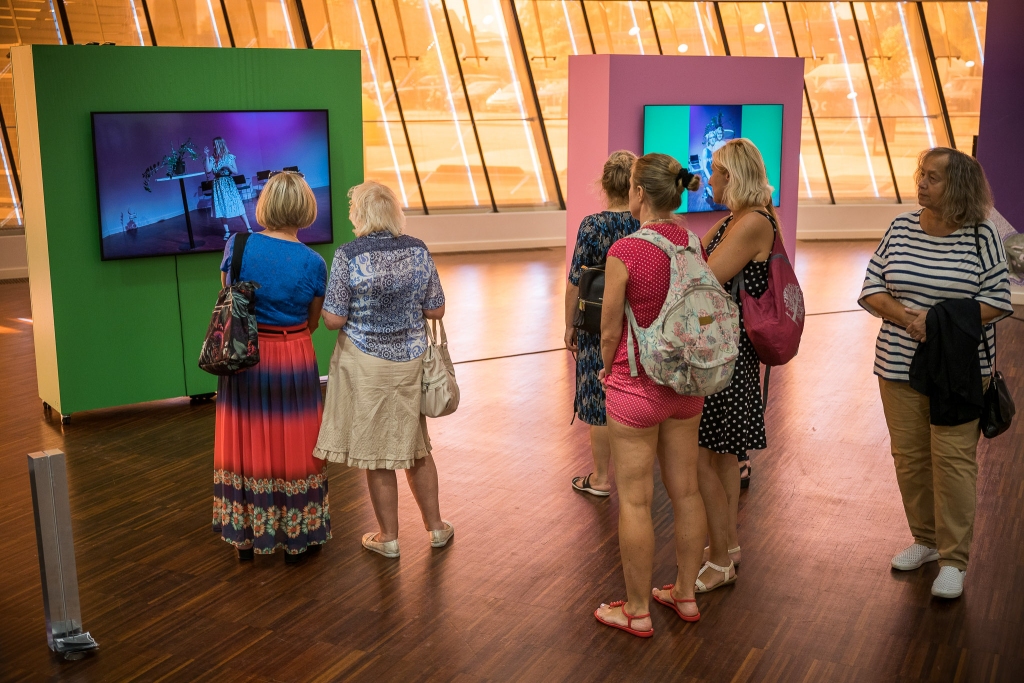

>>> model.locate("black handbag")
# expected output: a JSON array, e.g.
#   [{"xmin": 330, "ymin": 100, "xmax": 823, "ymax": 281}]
[
  {"xmin": 973, "ymin": 226, "xmax": 1015, "ymax": 438},
  {"xmin": 572, "ymin": 265, "xmax": 605, "ymax": 335},
  {"xmin": 198, "ymin": 234, "xmax": 261, "ymax": 376},
  {"xmin": 979, "ymin": 335, "xmax": 1014, "ymax": 438}
]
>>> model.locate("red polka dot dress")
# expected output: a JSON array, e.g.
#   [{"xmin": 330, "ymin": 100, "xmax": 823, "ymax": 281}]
[{"xmin": 604, "ymin": 222, "xmax": 704, "ymax": 428}]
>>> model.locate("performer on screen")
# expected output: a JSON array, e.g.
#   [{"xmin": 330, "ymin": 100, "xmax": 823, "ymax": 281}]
[{"xmin": 204, "ymin": 137, "xmax": 253, "ymax": 240}]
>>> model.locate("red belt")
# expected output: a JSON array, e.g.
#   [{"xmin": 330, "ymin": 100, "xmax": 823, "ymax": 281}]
[{"xmin": 257, "ymin": 324, "xmax": 309, "ymax": 340}]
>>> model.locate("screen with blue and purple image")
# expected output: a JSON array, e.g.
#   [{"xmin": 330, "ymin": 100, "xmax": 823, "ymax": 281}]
[
  {"xmin": 643, "ymin": 104, "xmax": 782, "ymax": 213},
  {"xmin": 92, "ymin": 110, "xmax": 332, "ymax": 260}
]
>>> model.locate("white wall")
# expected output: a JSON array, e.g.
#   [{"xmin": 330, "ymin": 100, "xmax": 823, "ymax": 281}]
[{"xmin": 795, "ymin": 203, "xmax": 917, "ymax": 240}]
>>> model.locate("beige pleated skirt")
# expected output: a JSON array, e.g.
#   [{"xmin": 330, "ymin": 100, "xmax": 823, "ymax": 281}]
[{"xmin": 313, "ymin": 333, "xmax": 431, "ymax": 470}]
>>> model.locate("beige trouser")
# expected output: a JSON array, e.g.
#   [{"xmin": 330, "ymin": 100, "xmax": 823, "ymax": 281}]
[{"xmin": 878, "ymin": 377, "xmax": 987, "ymax": 571}]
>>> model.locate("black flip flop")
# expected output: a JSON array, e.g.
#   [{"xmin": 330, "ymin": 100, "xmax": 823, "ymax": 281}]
[{"xmin": 572, "ymin": 473, "xmax": 611, "ymax": 497}]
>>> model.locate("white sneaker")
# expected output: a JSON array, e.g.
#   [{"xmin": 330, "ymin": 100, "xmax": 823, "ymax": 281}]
[
  {"xmin": 891, "ymin": 543, "xmax": 940, "ymax": 570},
  {"xmin": 931, "ymin": 566, "xmax": 966, "ymax": 598}
]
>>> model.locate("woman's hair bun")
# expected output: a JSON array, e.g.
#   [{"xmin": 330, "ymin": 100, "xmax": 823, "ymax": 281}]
[{"xmin": 677, "ymin": 168, "xmax": 700, "ymax": 193}]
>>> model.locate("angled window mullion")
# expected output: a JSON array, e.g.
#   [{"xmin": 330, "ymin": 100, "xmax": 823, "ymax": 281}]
[
  {"xmin": 293, "ymin": 0, "xmax": 314, "ymax": 48},
  {"xmin": 54, "ymin": 0, "xmax": 74, "ymax": 43},
  {"xmin": 713, "ymin": 2, "xmax": 728, "ymax": 55},
  {"xmin": 507, "ymin": 0, "xmax": 564, "ymax": 208},
  {"xmin": 916, "ymin": 1, "xmax": 955, "ymax": 150},
  {"xmin": 140, "ymin": 0, "xmax": 159, "ymax": 45},
  {"xmin": 783, "ymin": 2, "xmax": 833, "ymax": 204},
  {"xmin": 439, "ymin": 0, "xmax": 497, "ymax": 212},
  {"xmin": 368, "ymin": 0, "xmax": 429, "ymax": 214},
  {"xmin": 646, "ymin": 0, "xmax": 662, "ymax": 54},
  {"xmin": 849, "ymin": 1, "xmax": 901, "ymax": 203},
  {"xmin": 218, "ymin": 0, "xmax": 237, "ymax": 45},
  {"xmin": 577, "ymin": 0, "xmax": 596, "ymax": 53}
]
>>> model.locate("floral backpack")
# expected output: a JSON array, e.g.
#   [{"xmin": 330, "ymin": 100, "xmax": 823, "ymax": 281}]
[
  {"xmin": 198, "ymin": 234, "xmax": 260, "ymax": 376},
  {"xmin": 623, "ymin": 228, "xmax": 741, "ymax": 396}
]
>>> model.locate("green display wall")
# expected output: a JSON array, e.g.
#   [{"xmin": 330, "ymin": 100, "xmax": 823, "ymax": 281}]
[{"xmin": 14, "ymin": 45, "xmax": 362, "ymax": 416}]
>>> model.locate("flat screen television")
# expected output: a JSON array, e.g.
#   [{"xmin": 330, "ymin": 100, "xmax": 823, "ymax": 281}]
[
  {"xmin": 92, "ymin": 110, "xmax": 332, "ymax": 260},
  {"xmin": 643, "ymin": 104, "xmax": 783, "ymax": 213}
]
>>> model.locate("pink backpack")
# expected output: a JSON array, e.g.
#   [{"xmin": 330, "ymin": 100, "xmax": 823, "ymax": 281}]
[{"xmin": 730, "ymin": 211, "xmax": 805, "ymax": 366}]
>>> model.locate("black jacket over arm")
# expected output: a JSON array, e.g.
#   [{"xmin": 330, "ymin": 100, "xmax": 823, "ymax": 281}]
[{"xmin": 909, "ymin": 299, "xmax": 984, "ymax": 426}]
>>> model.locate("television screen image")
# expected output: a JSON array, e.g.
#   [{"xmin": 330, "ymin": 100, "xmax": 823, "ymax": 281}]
[
  {"xmin": 92, "ymin": 110, "xmax": 332, "ymax": 260},
  {"xmin": 643, "ymin": 104, "xmax": 783, "ymax": 213}
]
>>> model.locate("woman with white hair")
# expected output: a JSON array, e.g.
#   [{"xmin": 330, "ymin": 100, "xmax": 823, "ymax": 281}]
[
  {"xmin": 694, "ymin": 139, "xmax": 779, "ymax": 592},
  {"xmin": 314, "ymin": 181, "xmax": 453, "ymax": 558}
]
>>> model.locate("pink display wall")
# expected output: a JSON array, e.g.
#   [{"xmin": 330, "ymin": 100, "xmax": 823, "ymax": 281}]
[{"xmin": 566, "ymin": 55, "xmax": 805, "ymax": 270}]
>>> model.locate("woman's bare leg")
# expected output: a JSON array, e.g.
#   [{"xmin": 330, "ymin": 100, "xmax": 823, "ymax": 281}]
[
  {"xmin": 365, "ymin": 469, "xmax": 400, "ymax": 542},
  {"xmin": 714, "ymin": 452, "xmax": 741, "ymax": 556},
  {"xmin": 653, "ymin": 415, "xmax": 704, "ymax": 617},
  {"xmin": 697, "ymin": 447, "xmax": 733, "ymax": 586},
  {"xmin": 404, "ymin": 455, "xmax": 445, "ymax": 532},
  {"xmin": 595, "ymin": 417, "xmax": 658, "ymax": 632},
  {"xmin": 240, "ymin": 212, "xmax": 253, "ymax": 232},
  {"xmin": 588, "ymin": 425, "xmax": 612, "ymax": 491}
]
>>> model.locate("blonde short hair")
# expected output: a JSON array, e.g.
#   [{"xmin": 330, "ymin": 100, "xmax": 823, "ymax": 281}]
[
  {"xmin": 348, "ymin": 181, "xmax": 404, "ymax": 237},
  {"xmin": 713, "ymin": 139, "xmax": 774, "ymax": 212},
  {"xmin": 255, "ymin": 172, "xmax": 317, "ymax": 230}
]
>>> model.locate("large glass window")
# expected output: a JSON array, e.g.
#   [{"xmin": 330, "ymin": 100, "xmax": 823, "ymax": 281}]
[
  {"xmin": 789, "ymin": 1, "xmax": 896, "ymax": 202},
  {"xmin": 311, "ymin": 0, "xmax": 423, "ymax": 211},
  {"xmin": 583, "ymin": 1, "xmax": 658, "ymax": 54},
  {"xmin": 922, "ymin": 1, "xmax": 986, "ymax": 153},
  {"xmin": 63, "ymin": 0, "xmax": 150, "ymax": 45},
  {"xmin": 513, "ymin": 0, "xmax": 593, "ymax": 199},
  {"xmin": 446, "ymin": 0, "xmax": 559, "ymax": 208},
  {"xmin": 650, "ymin": 2, "xmax": 725, "ymax": 57},
  {"xmin": 221, "ymin": 0, "xmax": 305, "ymax": 48},
  {"xmin": 146, "ymin": 0, "xmax": 231, "ymax": 46},
  {"xmin": 374, "ymin": 0, "xmax": 490, "ymax": 210},
  {"xmin": 718, "ymin": 1, "xmax": 792, "ymax": 58},
  {"xmin": 854, "ymin": 2, "xmax": 950, "ymax": 200}
]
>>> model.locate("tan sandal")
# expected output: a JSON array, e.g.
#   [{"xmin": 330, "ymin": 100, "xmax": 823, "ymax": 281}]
[
  {"xmin": 695, "ymin": 560, "xmax": 736, "ymax": 593},
  {"xmin": 703, "ymin": 545, "xmax": 741, "ymax": 568}
]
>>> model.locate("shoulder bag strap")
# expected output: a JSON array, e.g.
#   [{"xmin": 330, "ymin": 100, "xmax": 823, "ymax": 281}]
[
  {"xmin": 230, "ymin": 233, "xmax": 250, "ymax": 285},
  {"xmin": 972, "ymin": 225, "xmax": 996, "ymax": 371}
]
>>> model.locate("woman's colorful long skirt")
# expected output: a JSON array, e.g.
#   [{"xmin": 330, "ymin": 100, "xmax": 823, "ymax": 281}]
[{"xmin": 213, "ymin": 324, "xmax": 330, "ymax": 555}]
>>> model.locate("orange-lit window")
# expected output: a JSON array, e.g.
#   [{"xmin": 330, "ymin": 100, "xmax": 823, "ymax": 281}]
[
  {"xmin": 221, "ymin": 0, "xmax": 305, "ymax": 48},
  {"xmin": 718, "ymin": 1, "xmax": 792, "ymax": 57},
  {"xmin": 308, "ymin": 0, "xmax": 423, "ymax": 211},
  {"xmin": 922, "ymin": 1, "xmax": 986, "ymax": 153},
  {"xmin": 789, "ymin": 1, "xmax": 896, "ymax": 202},
  {"xmin": 146, "ymin": 0, "xmax": 230, "ymax": 46},
  {"xmin": 584, "ymin": 1, "xmax": 658, "ymax": 55},
  {"xmin": 513, "ymin": 0, "xmax": 592, "ymax": 200},
  {"xmin": 650, "ymin": 2, "xmax": 725, "ymax": 56},
  {"xmin": 63, "ymin": 0, "xmax": 151, "ymax": 45}
]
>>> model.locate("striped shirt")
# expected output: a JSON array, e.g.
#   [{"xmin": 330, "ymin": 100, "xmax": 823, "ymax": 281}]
[{"xmin": 858, "ymin": 211, "xmax": 1012, "ymax": 382}]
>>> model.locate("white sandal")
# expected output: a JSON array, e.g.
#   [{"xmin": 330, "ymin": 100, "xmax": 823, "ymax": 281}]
[
  {"xmin": 695, "ymin": 560, "xmax": 737, "ymax": 593},
  {"xmin": 703, "ymin": 545, "xmax": 741, "ymax": 568}
]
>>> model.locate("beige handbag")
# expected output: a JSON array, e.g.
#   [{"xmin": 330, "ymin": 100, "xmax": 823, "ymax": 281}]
[{"xmin": 421, "ymin": 319, "xmax": 460, "ymax": 417}]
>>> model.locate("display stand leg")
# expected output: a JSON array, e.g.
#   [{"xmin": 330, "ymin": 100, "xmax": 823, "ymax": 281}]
[{"xmin": 177, "ymin": 177, "xmax": 205, "ymax": 252}]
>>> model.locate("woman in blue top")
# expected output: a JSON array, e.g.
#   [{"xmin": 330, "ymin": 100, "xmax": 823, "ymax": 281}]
[
  {"xmin": 314, "ymin": 180, "xmax": 452, "ymax": 559},
  {"xmin": 566, "ymin": 150, "xmax": 640, "ymax": 497},
  {"xmin": 213, "ymin": 171, "xmax": 330, "ymax": 565}
]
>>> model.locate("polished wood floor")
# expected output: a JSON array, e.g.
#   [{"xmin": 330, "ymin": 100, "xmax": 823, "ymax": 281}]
[{"xmin": 1, "ymin": 241, "xmax": 1022, "ymax": 682}]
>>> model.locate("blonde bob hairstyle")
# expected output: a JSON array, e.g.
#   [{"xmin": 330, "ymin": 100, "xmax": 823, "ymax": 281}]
[
  {"xmin": 916, "ymin": 147, "xmax": 993, "ymax": 228},
  {"xmin": 712, "ymin": 138, "xmax": 778, "ymax": 224},
  {"xmin": 255, "ymin": 171, "xmax": 318, "ymax": 230},
  {"xmin": 632, "ymin": 153, "xmax": 701, "ymax": 213},
  {"xmin": 348, "ymin": 181, "xmax": 405, "ymax": 238}
]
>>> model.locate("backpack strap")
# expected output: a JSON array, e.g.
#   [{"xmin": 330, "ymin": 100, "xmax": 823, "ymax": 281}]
[
  {"xmin": 230, "ymin": 233, "xmax": 250, "ymax": 285},
  {"xmin": 972, "ymin": 225, "xmax": 997, "ymax": 371},
  {"xmin": 625, "ymin": 301, "xmax": 641, "ymax": 378},
  {"xmin": 729, "ymin": 210, "xmax": 780, "ymax": 300}
]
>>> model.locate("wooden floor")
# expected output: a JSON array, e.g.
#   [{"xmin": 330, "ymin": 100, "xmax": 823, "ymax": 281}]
[{"xmin": 1, "ymin": 241, "xmax": 1022, "ymax": 682}]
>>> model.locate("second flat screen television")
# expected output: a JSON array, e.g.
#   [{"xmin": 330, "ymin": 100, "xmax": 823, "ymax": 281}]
[
  {"xmin": 643, "ymin": 104, "xmax": 782, "ymax": 213},
  {"xmin": 93, "ymin": 110, "xmax": 332, "ymax": 260}
]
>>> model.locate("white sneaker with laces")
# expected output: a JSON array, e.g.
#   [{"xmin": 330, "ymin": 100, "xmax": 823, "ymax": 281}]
[
  {"xmin": 891, "ymin": 543, "xmax": 940, "ymax": 570},
  {"xmin": 931, "ymin": 566, "xmax": 966, "ymax": 598}
]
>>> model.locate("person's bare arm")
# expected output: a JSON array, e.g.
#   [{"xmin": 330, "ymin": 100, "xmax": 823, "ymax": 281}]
[
  {"xmin": 599, "ymin": 257, "xmax": 628, "ymax": 380},
  {"xmin": 307, "ymin": 297, "xmax": 324, "ymax": 333},
  {"xmin": 323, "ymin": 311, "xmax": 347, "ymax": 331},
  {"xmin": 221, "ymin": 271, "xmax": 227, "ymax": 288},
  {"xmin": 980, "ymin": 302, "xmax": 1005, "ymax": 325},
  {"xmin": 423, "ymin": 304, "xmax": 445, "ymax": 320},
  {"xmin": 564, "ymin": 282, "xmax": 579, "ymax": 352},
  {"xmin": 706, "ymin": 213, "xmax": 774, "ymax": 285}
]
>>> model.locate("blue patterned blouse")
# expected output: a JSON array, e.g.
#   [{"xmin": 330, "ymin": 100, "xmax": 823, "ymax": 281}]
[
  {"xmin": 323, "ymin": 231, "xmax": 445, "ymax": 362},
  {"xmin": 569, "ymin": 211, "xmax": 642, "ymax": 285}
]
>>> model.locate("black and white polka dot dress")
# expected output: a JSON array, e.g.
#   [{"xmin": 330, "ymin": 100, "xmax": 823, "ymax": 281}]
[{"xmin": 698, "ymin": 216, "xmax": 769, "ymax": 458}]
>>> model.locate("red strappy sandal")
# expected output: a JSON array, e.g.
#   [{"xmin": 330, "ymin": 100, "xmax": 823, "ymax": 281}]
[
  {"xmin": 652, "ymin": 584, "xmax": 700, "ymax": 622},
  {"xmin": 594, "ymin": 600, "xmax": 654, "ymax": 638}
]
